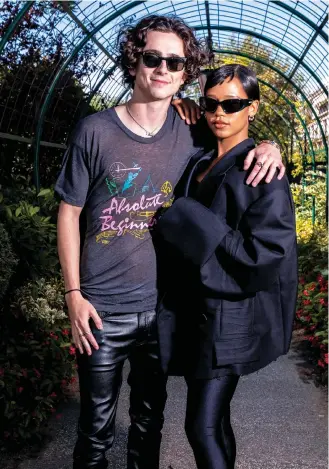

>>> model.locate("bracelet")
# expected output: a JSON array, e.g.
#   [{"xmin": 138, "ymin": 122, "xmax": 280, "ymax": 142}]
[
  {"xmin": 64, "ymin": 288, "xmax": 81, "ymax": 296},
  {"xmin": 259, "ymin": 140, "xmax": 280, "ymax": 151}
]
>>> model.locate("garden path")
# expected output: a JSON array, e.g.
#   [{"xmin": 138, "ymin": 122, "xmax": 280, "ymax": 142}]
[{"xmin": 14, "ymin": 338, "xmax": 328, "ymax": 469}]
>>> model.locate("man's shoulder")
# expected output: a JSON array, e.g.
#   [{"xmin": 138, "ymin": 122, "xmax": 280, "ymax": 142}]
[
  {"xmin": 171, "ymin": 109, "xmax": 214, "ymax": 155},
  {"xmin": 75, "ymin": 108, "xmax": 115, "ymax": 132}
]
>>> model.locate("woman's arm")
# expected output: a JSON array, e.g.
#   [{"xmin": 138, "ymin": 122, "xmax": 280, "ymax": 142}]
[{"xmin": 157, "ymin": 186, "xmax": 296, "ymax": 294}]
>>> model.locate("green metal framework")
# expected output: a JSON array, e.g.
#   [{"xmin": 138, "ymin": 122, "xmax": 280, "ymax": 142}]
[{"xmin": 0, "ymin": 0, "xmax": 327, "ymax": 221}]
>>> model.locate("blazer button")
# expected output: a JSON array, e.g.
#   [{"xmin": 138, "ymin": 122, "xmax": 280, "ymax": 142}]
[{"xmin": 200, "ymin": 313, "xmax": 208, "ymax": 324}]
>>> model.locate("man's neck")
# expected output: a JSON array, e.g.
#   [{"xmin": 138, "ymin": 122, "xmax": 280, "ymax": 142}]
[
  {"xmin": 114, "ymin": 88, "xmax": 173, "ymax": 138},
  {"xmin": 127, "ymin": 98, "xmax": 170, "ymax": 128}
]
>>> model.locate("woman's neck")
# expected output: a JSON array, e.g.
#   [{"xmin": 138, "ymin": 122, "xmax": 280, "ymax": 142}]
[{"xmin": 217, "ymin": 129, "xmax": 249, "ymax": 160}]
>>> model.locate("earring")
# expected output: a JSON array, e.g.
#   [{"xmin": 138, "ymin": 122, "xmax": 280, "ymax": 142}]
[{"xmin": 249, "ymin": 116, "xmax": 255, "ymax": 122}]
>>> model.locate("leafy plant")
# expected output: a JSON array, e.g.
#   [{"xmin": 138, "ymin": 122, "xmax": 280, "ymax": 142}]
[
  {"xmin": 0, "ymin": 222, "xmax": 18, "ymax": 302},
  {"xmin": 0, "ymin": 276, "xmax": 75, "ymax": 449},
  {"xmin": 0, "ymin": 184, "xmax": 59, "ymax": 279}
]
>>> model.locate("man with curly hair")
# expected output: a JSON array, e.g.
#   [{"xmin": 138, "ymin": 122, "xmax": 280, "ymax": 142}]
[{"xmin": 55, "ymin": 15, "xmax": 284, "ymax": 469}]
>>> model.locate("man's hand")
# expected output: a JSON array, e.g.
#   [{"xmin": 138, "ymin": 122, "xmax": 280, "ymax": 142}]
[
  {"xmin": 66, "ymin": 291, "xmax": 103, "ymax": 355},
  {"xmin": 172, "ymin": 97, "xmax": 201, "ymax": 125},
  {"xmin": 244, "ymin": 142, "xmax": 285, "ymax": 187}
]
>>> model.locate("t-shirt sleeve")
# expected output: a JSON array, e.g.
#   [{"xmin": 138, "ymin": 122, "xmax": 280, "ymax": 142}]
[{"xmin": 55, "ymin": 138, "xmax": 90, "ymax": 208}]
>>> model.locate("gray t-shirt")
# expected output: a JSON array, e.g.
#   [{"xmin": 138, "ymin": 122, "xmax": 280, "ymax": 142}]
[{"xmin": 55, "ymin": 106, "xmax": 203, "ymax": 312}]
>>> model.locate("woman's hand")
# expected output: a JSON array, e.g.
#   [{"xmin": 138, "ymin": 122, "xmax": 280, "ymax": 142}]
[
  {"xmin": 172, "ymin": 97, "xmax": 201, "ymax": 125},
  {"xmin": 244, "ymin": 142, "xmax": 285, "ymax": 186}
]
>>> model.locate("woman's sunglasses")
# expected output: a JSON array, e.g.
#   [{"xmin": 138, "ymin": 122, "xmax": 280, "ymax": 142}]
[
  {"xmin": 199, "ymin": 96, "xmax": 253, "ymax": 114},
  {"xmin": 141, "ymin": 52, "xmax": 187, "ymax": 72}
]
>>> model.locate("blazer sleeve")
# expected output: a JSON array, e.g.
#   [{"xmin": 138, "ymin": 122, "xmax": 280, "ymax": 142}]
[{"xmin": 157, "ymin": 189, "xmax": 296, "ymax": 294}]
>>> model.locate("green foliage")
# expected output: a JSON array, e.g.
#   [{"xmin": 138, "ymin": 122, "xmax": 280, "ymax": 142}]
[
  {"xmin": 291, "ymin": 171, "xmax": 327, "ymax": 243},
  {"xmin": 292, "ymin": 175, "xmax": 328, "ymax": 383},
  {"xmin": 0, "ymin": 179, "xmax": 59, "ymax": 280},
  {"xmin": 296, "ymin": 241, "xmax": 328, "ymax": 382},
  {"xmin": 0, "ymin": 1, "xmax": 98, "ymax": 186},
  {"xmin": 0, "ymin": 276, "xmax": 76, "ymax": 449},
  {"xmin": 12, "ymin": 277, "xmax": 67, "ymax": 325},
  {"xmin": 0, "ymin": 222, "xmax": 18, "ymax": 302}
]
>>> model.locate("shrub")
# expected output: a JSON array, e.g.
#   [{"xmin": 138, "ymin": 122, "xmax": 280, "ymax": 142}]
[
  {"xmin": 292, "ymin": 173, "xmax": 328, "ymax": 382},
  {"xmin": 12, "ymin": 277, "xmax": 66, "ymax": 325},
  {"xmin": 0, "ymin": 183, "xmax": 59, "ymax": 280},
  {"xmin": 0, "ymin": 276, "xmax": 75, "ymax": 449},
  {"xmin": 0, "ymin": 222, "xmax": 18, "ymax": 302}
]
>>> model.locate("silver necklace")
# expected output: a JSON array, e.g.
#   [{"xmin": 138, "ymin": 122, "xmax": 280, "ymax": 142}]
[{"xmin": 126, "ymin": 104, "xmax": 162, "ymax": 137}]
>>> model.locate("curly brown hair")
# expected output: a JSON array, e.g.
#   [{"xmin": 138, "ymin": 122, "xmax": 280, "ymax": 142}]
[{"xmin": 117, "ymin": 15, "xmax": 209, "ymax": 90}]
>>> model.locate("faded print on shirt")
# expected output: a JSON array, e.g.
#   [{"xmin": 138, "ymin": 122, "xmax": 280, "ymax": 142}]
[{"xmin": 97, "ymin": 160, "xmax": 174, "ymax": 243}]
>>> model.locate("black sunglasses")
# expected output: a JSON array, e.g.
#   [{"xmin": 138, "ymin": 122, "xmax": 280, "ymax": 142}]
[
  {"xmin": 141, "ymin": 51, "xmax": 187, "ymax": 72},
  {"xmin": 199, "ymin": 96, "xmax": 253, "ymax": 114}
]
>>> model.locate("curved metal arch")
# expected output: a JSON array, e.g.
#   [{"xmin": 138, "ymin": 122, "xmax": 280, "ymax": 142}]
[
  {"xmin": 271, "ymin": 1, "xmax": 328, "ymax": 42},
  {"xmin": 33, "ymin": 0, "xmax": 144, "ymax": 190},
  {"xmin": 249, "ymin": 128, "xmax": 267, "ymax": 142},
  {"xmin": 194, "ymin": 26, "xmax": 327, "ymax": 96},
  {"xmin": 265, "ymin": 103, "xmax": 304, "ymax": 157},
  {"xmin": 252, "ymin": 119, "xmax": 288, "ymax": 161},
  {"xmin": 80, "ymin": 64, "xmax": 117, "ymax": 119},
  {"xmin": 3, "ymin": 2, "xmax": 318, "ymax": 189},
  {"xmin": 117, "ymin": 76, "xmax": 315, "ymax": 169},
  {"xmin": 0, "ymin": 1, "xmax": 34, "ymax": 55},
  {"xmin": 214, "ymin": 48, "xmax": 328, "ymax": 155}
]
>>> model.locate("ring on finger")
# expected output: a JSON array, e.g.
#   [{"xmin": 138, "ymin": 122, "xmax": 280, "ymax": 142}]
[{"xmin": 256, "ymin": 161, "xmax": 265, "ymax": 168}]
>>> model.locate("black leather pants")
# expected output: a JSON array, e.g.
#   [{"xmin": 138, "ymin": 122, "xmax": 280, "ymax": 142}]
[
  {"xmin": 185, "ymin": 375, "xmax": 240, "ymax": 469},
  {"xmin": 73, "ymin": 310, "xmax": 168, "ymax": 469}
]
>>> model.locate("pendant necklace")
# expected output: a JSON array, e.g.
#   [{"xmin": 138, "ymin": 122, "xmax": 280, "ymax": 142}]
[{"xmin": 126, "ymin": 104, "xmax": 164, "ymax": 137}]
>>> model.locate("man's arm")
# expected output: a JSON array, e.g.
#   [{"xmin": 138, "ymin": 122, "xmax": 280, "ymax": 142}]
[
  {"xmin": 171, "ymin": 98, "xmax": 285, "ymax": 185},
  {"xmin": 57, "ymin": 201, "xmax": 102, "ymax": 355}
]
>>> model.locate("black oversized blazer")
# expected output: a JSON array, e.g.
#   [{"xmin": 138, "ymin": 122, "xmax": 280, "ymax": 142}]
[{"xmin": 156, "ymin": 138, "xmax": 298, "ymax": 378}]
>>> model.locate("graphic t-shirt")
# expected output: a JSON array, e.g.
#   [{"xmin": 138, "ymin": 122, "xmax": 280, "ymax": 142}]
[{"xmin": 55, "ymin": 106, "xmax": 203, "ymax": 312}]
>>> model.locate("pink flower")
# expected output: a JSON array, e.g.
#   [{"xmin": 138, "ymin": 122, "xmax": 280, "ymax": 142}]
[
  {"xmin": 319, "ymin": 298, "xmax": 328, "ymax": 306},
  {"xmin": 300, "ymin": 277, "xmax": 305, "ymax": 285},
  {"xmin": 62, "ymin": 329, "xmax": 70, "ymax": 336},
  {"xmin": 318, "ymin": 359, "xmax": 325, "ymax": 368},
  {"xmin": 69, "ymin": 346, "xmax": 76, "ymax": 356},
  {"xmin": 324, "ymin": 354, "xmax": 329, "ymax": 364},
  {"xmin": 317, "ymin": 274, "xmax": 324, "ymax": 284},
  {"xmin": 304, "ymin": 315, "xmax": 311, "ymax": 322},
  {"xmin": 49, "ymin": 392, "xmax": 57, "ymax": 398},
  {"xmin": 70, "ymin": 376, "xmax": 77, "ymax": 384},
  {"xmin": 17, "ymin": 387, "xmax": 24, "ymax": 393},
  {"xmin": 303, "ymin": 290, "xmax": 309, "ymax": 296},
  {"xmin": 303, "ymin": 299, "xmax": 312, "ymax": 306}
]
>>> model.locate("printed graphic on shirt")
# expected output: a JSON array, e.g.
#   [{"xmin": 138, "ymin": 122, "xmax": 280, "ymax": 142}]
[{"xmin": 96, "ymin": 161, "xmax": 174, "ymax": 245}]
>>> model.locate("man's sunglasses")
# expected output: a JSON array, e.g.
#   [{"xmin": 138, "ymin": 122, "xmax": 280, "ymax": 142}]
[
  {"xmin": 199, "ymin": 96, "xmax": 253, "ymax": 114},
  {"xmin": 141, "ymin": 52, "xmax": 187, "ymax": 72}
]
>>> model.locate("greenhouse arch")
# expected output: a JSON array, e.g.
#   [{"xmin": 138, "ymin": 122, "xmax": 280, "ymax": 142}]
[{"xmin": 0, "ymin": 0, "xmax": 327, "ymax": 222}]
